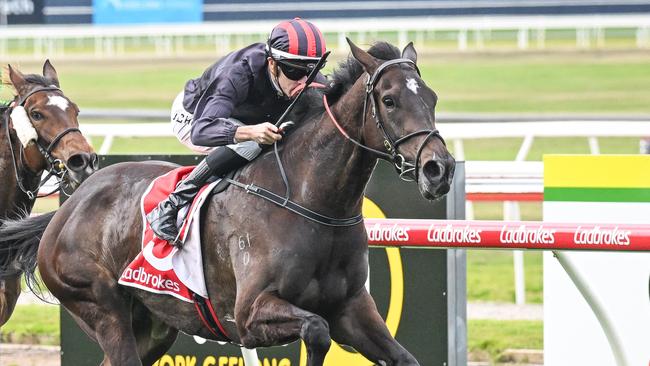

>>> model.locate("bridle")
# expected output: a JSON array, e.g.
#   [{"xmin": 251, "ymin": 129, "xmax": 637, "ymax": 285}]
[
  {"xmin": 3, "ymin": 86, "xmax": 91, "ymax": 200},
  {"xmin": 324, "ymin": 58, "xmax": 446, "ymax": 182}
]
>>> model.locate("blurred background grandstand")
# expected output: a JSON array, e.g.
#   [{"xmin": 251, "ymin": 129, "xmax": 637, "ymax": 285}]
[{"xmin": 1, "ymin": 0, "xmax": 650, "ymax": 59}]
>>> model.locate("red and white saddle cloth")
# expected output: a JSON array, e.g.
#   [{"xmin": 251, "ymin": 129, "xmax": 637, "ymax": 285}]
[{"xmin": 118, "ymin": 166, "xmax": 218, "ymax": 302}]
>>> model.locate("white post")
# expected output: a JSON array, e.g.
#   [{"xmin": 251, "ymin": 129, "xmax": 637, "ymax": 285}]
[
  {"xmin": 636, "ymin": 27, "xmax": 649, "ymax": 48},
  {"xmin": 398, "ymin": 30, "xmax": 408, "ymax": 49},
  {"xmin": 240, "ymin": 347, "xmax": 259, "ymax": 366},
  {"xmin": 577, "ymin": 28, "xmax": 590, "ymax": 49},
  {"xmin": 588, "ymin": 137, "xmax": 600, "ymax": 155},
  {"xmin": 458, "ymin": 30, "xmax": 467, "ymax": 51},
  {"xmin": 338, "ymin": 31, "xmax": 346, "ymax": 52},
  {"xmin": 553, "ymin": 251, "xmax": 629, "ymax": 366},
  {"xmin": 510, "ymin": 134, "xmax": 533, "ymax": 305},
  {"xmin": 99, "ymin": 135, "xmax": 115, "ymax": 155},
  {"xmin": 517, "ymin": 28, "xmax": 529, "ymax": 50},
  {"xmin": 504, "ymin": 201, "xmax": 525, "ymax": 305},
  {"xmin": 515, "ymin": 135, "xmax": 534, "ymax": 162}
]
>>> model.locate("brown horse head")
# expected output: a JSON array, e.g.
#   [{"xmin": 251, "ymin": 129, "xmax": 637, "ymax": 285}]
[
  {"xmin": 7, "ymin": 60, "xmax": 97, "ymax": 187},
  {"xmin": 347, "ymin": 39, "xmax": 455, "ymax": 200}
]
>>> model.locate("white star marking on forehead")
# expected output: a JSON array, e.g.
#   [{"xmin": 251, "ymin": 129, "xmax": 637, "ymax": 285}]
[
  {"xmin": 406, "ymin": 78, "xmax": 419, "ymax": 95},
  {"xmin": 47, "ymin": 95, "xmax": 69, "ymax": 112}
]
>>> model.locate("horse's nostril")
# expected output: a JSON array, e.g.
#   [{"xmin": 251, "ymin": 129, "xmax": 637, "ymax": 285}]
[
  {"xmin": 90, "ymin": 153, "xmax": 99, "ymax": 170},
  {"xmin": 67, "ymin": 153, "xmax": 88, "ymax": 171},
  {"xmin": 423, "ymin": 160, "xmax": 443, "ymax": 180}
]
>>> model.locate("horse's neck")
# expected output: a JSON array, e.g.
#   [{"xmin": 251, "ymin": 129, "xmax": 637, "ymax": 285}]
[{"xmin": 276, "ymin": 77, "xmax": 376, "ymax": 218}]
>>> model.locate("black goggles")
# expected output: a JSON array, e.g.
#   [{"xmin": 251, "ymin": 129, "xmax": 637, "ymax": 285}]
[{"xmin": 277, "ymin": 60, "xmax": 323, "ymax": 81}]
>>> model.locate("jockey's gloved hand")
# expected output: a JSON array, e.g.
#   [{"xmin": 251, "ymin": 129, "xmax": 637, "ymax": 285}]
[{"xmin": 235, "ymin": 122, "xmax": 282, "ymax": 145}]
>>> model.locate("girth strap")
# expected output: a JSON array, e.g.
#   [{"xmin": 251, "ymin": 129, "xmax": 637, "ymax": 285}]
[{"xmin": 192, "ymin": 292, "xmax": 230, "ymax": 341}]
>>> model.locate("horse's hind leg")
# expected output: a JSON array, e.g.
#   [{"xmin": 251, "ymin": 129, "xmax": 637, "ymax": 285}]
[
  {"xmin": 329, "ymin": 289, "xmax": 419, "ymax": 366},
  {"xmin": 238, "ymin": 292, "xmax": 331, "ymax": 366},
  {"xmin": 56, "ymin": 279, "xmax": 143, "ymax": 366},
  {"xmin": 131, "ymin": 301, "xmax": 179, "ymax": 365}
]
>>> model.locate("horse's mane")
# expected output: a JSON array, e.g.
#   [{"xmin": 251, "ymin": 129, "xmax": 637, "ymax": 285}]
[{"xmin": 286, "ymin": 41, "xmax": 401, "ymax": 124}]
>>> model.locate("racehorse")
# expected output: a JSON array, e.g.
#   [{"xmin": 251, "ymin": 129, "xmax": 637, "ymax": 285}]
[
  {"xmin": 0, "ymin": 60, "xmax": 97, "ymax": 325},
  {"xmin": 0, "ymin": 40, "xmax": 454, "ymax": 366}
]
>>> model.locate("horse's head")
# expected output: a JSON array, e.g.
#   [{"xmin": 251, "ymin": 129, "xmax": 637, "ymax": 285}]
[
  {"xmin": 7, "ymin": 60, "xmax": 97, "ymax": 188},
  {"xmin": 347, "ymin": 40, "xmax": 455, "ymax": 200}
]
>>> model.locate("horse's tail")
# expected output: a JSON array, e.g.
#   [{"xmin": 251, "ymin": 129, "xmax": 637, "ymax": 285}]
[{"xmin": 0, "ymin": 211, "xmax": 56, "ymax": 292}]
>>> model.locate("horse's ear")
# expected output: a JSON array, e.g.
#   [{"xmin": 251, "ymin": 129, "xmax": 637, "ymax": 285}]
[
  {"xmin": 8, "ymin": 65, "xmax": 29, "ymax": 95},
  {"xmin": 346, "ymin": 38, "xmax": 379, "ymax": 74},
  {"xmin": 43, "ymin": 59, "xmax": 60, "ymax": 87},
  {"xmin": 401, "ymin": 42, "xmax": 417, "ymax": 64}
]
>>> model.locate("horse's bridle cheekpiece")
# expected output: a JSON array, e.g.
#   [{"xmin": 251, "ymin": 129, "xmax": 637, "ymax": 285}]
[
  {"xmin": 4, "ymin": 86, "xmax": 87, "ymax": 199},
  {"xmin": 326, "ymin": 58, "xmax": 446, "ymax": 182}
]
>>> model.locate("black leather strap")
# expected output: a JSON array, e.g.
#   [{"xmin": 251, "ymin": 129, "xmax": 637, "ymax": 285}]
[{"xmin": 226, "ymin": 179, "xmax": 363, "ymax": 227}]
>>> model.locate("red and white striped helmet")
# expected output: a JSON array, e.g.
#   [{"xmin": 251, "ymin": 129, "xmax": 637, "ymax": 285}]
[{"xmin": 267, "ymin": 18, "xmax": 327, "ymax": 62}]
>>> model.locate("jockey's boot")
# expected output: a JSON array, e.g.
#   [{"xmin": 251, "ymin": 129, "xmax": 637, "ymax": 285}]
[{"xmin": 147, "ymin": 146, "xmax": 249, "ymax": 246}]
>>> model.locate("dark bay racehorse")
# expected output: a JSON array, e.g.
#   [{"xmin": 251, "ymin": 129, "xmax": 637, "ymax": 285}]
[
  {"xmin": 0, "ymin": 40, "xmax": 454, "ymax": 365},
  {"xmin": 0, "ymin": 61, "xmax": 97, "ymax": 325}
]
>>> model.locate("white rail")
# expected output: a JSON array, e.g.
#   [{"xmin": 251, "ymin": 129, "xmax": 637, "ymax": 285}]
[
  {"xmin": 78, "ymin": 120, "xmax": 650, "ymax": 156},
  {"xmin": 2, "ymin": 14, "xmax": 650, "ymax": 59}
]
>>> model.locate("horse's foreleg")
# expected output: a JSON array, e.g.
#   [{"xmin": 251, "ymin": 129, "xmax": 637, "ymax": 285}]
[
  {"xmin": 329, "ymin": 289, "xmax": 420, "ymax": 366},
  {"xmin": 0, "ymin": 275, "xmax": 21, "ymax": 326},
  {"xmin": 238, "ymin": 292, "xmax": 331, "ymax": 366}
]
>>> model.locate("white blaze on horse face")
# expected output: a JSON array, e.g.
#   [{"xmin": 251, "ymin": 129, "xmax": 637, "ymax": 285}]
[
  {"xmin": 406, "ymin": 78, "xmax": 419, "ymax": 95},
  {"xmin": 9, "ymin": 106, "xmax": 38, "ymax": 147},
  {"xmin": 47, "ymin": 95, "xmax": 69, "ymax": 112}
]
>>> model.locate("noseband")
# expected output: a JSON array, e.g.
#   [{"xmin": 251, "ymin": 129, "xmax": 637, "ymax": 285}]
[
  {"xmin": 4, "ymin": 86, "xmax": 88, "ymax": 199},
  {"xmin": 325, "ymin": 58, "xmax": 446, "ymax": 182}
]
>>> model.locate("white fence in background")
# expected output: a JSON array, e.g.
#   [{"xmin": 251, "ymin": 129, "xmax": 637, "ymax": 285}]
[
  {"xmin": 78, "ymin": 120, "xmax": 650, "ymax": 156},
  {"xmin": 56, "ymin": 120, "xmax": 649, "ymax": 305},
  {"xmin": 2, "ymin": 14, "xmax": 650, "ymax": 59}
]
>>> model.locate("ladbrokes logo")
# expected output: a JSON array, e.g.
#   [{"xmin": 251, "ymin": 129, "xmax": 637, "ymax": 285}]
[
  {"xmin": 122, "ymin": 267, "xmax": 181, "ymax": 292},
  {"xmin": 427, "ymin": 224, "xmax": 482, "ymax": 243},
  {"xmin": 574, "ymin": 226, "xmax": 630, "ymax": 246},
  {"xmin": 500, "ymin": 225, "xmax": 556, "ymax": 244},
  {"xmin": 367, "ymin": 223, "xmax": 410, "ymax": 242}
]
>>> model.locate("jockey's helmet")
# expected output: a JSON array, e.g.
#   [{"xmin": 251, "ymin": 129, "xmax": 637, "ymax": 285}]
[{"xmin": 267, "ymin": 18, "xmax": 327, "ymax": 76}]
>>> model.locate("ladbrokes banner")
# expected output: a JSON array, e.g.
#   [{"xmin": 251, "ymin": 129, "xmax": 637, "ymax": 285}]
[{"xmin": 93, "ymin": 0, "xmax": 201, "ymax": 24}]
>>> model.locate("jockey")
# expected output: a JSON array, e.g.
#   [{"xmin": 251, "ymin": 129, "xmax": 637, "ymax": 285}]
[{"xmin": 148, "ymin": 18, "xmax": 328, "ymax": 246}]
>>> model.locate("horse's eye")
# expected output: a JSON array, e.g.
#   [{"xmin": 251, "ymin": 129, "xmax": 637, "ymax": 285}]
[
  {"xmin": 30, "ymin": 111, "xmax": 43, "ymax": 121},
  {"xmin": 382, "ymin": 97, "xmax": 395, "ymax": 108}
]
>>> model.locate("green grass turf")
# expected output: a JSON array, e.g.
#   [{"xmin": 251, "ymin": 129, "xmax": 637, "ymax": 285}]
[
  {"xmin": 422, "ymin": 53, "xmax": 650, "ymax": 114},
  {"xmin": 468, "ymin": 319, "xmax": 543, "ymax": 361},
  {"xmin": 467, "ymin": 250, "xmax": 543, "ymax": 303},
  {"xmin": 7, "ymin": 52, "xmax": 650, "ymax": 114},
  {"xmin": 0, "ymin": 304, "xmax": 59, "ymax": 345}
]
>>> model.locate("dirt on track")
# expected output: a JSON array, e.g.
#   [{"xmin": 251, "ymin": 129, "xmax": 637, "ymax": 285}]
[{"xmin": 0, "ymin": 344, "xmax": 60, "ymax": 366}]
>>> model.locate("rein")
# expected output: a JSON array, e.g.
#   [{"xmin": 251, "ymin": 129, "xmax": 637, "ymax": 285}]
[{"xmin": 3, "ymin": 86, "xmax": 83, "ymax": 200}]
